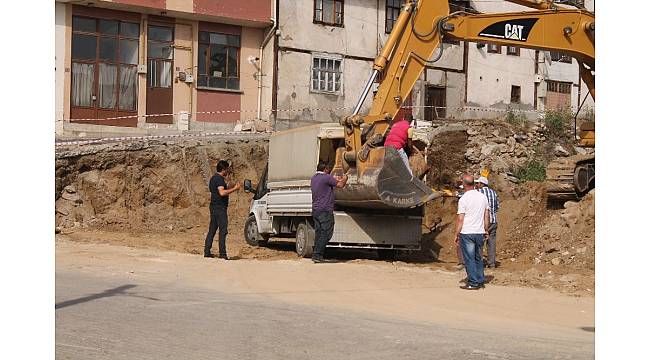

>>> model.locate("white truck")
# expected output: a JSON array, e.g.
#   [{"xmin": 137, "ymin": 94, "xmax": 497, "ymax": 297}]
[{"xmin": 243, "ymin": 123, "xmax": 425, "ymax": 258}]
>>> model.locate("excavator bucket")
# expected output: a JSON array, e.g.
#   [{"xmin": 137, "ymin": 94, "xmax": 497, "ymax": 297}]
[{"xmin": 332, "ymin": 146, "xmax": 440, "ymax": 209}]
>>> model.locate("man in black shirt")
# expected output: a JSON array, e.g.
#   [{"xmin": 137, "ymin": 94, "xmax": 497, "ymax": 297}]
[{"xmin": 204, "ymin": 160, "xmax": 240, "ymax": 259}]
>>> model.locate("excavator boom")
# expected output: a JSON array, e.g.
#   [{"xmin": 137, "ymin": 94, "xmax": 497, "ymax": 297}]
[{"xmin": 332, "ymin": 0, "xmax": 595, "ymax": 209}]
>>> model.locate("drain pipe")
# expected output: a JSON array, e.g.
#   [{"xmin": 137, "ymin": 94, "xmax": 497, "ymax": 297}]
[{"xmin": 257, "ymin": 7, "xmax": 277, "ymax": 122}]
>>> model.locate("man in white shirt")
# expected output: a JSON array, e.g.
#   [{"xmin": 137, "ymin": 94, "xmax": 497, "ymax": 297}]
[{"xmin": 455, "ymin": 174, "xmax": 489, "ymax": 290}]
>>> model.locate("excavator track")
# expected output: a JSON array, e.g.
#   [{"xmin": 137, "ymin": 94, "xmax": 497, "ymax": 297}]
[{"xmin": 546, "ymin": 154, "xmax": 595, "ymax": 202}]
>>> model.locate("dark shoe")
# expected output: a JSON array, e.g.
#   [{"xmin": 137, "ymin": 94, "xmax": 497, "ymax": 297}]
[
  {"xmin": 218, "ymin": 254, "xmax": 229, "ymax": 260},
  {"xmin": 488, "ymin": 264, "xmax": 496, "ymax": 269},
  {"xmin": 204, "ymin": 254, "xmax": 215, "ymax": 258},
  {"xmin": 312, "ymin": 257, "xmax": 337, "ymax": 263},
  {"xmin": 460, "ymin": 285, "xmax": 481, "ymax": 290}
]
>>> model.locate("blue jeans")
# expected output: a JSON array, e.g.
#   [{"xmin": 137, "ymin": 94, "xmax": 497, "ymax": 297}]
[{"xmin": 460, "ymin": 233, "xmax": 485, "ymax": 287}]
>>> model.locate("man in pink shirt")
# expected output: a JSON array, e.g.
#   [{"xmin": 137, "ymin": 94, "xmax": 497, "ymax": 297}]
[{"xmin": 384, "ymin": 117, "xmax": 413, "ymax": 175}]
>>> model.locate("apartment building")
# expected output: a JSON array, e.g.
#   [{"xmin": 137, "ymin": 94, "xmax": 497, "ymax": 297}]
[{"xmin": 55, "ymin": 0, "xmax": 273, "ymax": 136}]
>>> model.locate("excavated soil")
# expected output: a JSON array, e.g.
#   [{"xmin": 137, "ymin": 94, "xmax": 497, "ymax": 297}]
[{"xmin": 55, "ymin": 122, "xmax": 595, "ymax": 296}]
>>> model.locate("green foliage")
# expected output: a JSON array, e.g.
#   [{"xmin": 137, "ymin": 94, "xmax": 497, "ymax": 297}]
[
  {"xmin": 512, "ymin": 159, "xmax": 546, "ymax": 182},
  {"xmin": 543, "ymin": 109, "xmax": 572, "ymax": 139},
  {"xmin": 505, "ymin": 107, "xmax": 527, "ymax": 126},
  {"xmin": 579, "ymin": 107, "xmax": 595, "ymax": 122}
]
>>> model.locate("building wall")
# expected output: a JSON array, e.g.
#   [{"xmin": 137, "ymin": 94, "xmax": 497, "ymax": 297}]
[
  {"xmin": 273, "ymin": 0, "xmax": 380, "ymax": 129},
  {"xmin": 466, "ymin": 46, "xmax": 536, "ymax": 116},
  {"xmin": 279, "ymin": 0, "xmax": 378, "ymax": 58},
  {"xmin": 240, "ymin": 27, "xmax": 265, "ymax": 123},
  {"xmin": 55, "ymin": 2, "xmax": 67, "ymax": 133},
  {"xmin": 272, "ymin": 0, "xmax": 469, "ymax": 128},
  {"xmin": 55, "ymin": 0, "xmax": 272, "ymax": 137},
  {"xmin": 466, "ymin": 0, "xmax": 593, "ymax": 119},
  {"xmin": 537, "ymin": 52, "xmax": 579, "ymax": 112},
  {"xmin": 274, "ymin": 50, "xmax": 374, "ymax": 130},
  {"xmin": 259, "ymin": 27, "xmax": 275, "ymax": 124}
]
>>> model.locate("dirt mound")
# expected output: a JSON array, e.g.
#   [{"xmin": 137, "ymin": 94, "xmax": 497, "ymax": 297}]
[
  {"xmin": 55, "ymin": 137, "xmax": 268, "ymax": 233},
  {"xmin": 422, "ymin": 181, "xmax": 594, "ymax": 295}
]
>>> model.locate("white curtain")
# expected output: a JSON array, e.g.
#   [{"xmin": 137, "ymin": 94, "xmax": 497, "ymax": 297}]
[
  {"xmin": 159, "ymin": 61, "xmax": 172, "ymax": 88},
  {"xmin": 119, "ymin": 66, "xmax": 138, "ymax": 111},
  {"xmin": 99, "ymin": 63, "xmax": 117, "ymax": 109},
  {"xmin": 71, "ymin": 63, "xmax": 94, "ymax": 107}
]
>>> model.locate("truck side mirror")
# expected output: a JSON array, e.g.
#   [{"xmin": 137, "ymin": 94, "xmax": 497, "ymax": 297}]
[{"xmin": 243, "ymin": 179, "xmax": 253, "ymax": 193}]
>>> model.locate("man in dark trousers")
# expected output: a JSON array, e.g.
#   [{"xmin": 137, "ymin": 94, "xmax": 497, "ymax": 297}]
[
  {"xmin": 476, "ymin": 176, "xmax": 500, "ymax": 268},
  {"xmin": 204, "ymin": 160, "xmax": 240, "ymax": 259},
  {"xmin": 310, "ymin": 161, "xmax": 347, "ymax": 263}
]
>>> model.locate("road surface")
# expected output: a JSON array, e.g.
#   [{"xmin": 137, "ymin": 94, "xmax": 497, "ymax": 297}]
[{"xmin": 56, "ymin": 239, "xmax": 594, "ymax": 359}]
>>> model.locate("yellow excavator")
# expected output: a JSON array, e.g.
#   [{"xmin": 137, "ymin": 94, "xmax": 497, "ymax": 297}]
[{"xmin": 331, "ymin": 0, "xmax": 595, "ymax": 207}]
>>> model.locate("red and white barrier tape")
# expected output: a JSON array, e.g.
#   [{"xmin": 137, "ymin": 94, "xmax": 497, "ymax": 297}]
[
  {"xmin": 63, "ymin": 107, "xmax": 350, "ymax": 123},
  {"xmin": 55, "ymin": 131, "xmax": 269, "ymax": 147}
]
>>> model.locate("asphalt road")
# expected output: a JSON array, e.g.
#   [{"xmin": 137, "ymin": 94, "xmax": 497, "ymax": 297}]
[{"xmin": 56, "ymin": 241, "xmax": 594, "ymax": 359}]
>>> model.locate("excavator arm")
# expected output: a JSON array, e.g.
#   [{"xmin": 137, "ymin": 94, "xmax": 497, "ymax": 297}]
[{"xmin": 332, "ymin": 0, "xmax": 594, "ymax": 209}]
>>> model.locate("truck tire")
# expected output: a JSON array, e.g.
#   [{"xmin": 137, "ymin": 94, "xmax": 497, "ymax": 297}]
[
  {"xmin": 244, "ymin": 215, "xmax": 268, "ymax": 247},
  {"xmin": 295, "ymin": 222, "xmax": 315, "ymax": 258}
]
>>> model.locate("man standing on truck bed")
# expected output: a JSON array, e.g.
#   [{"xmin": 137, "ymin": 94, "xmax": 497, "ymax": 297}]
[
  {"xmin": 204, "ymin": 160, "xmax": 240, "ymax": 259},
  {"xmin": 384, "ymin": 116, "xmax": 414, "ymax": 175},
  {"xmin": 311, "ymin": 161, "xmax": 348, "ymax": 263}
]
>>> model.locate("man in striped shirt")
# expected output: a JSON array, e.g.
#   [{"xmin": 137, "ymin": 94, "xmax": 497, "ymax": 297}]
[{"xmin": 476, "ymin": 176, "xmax": 500, "ymax": 268}]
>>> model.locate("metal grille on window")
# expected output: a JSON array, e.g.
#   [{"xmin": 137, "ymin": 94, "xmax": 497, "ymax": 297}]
[
  {"xmin": 312, "ymin": 56, "xmax": 342, "ymax": 93},
  {"xmin": 386, "ymin": 0, "xmax": 404, "ymax": 33},
  {"xmin": 547, "ymin": 81, "xmax": 572, "ymax": 94}
]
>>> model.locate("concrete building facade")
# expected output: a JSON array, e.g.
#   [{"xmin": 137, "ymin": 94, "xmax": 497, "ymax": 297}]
[
  {"xmin": 266, "ymin": 0, "xmax": 470, "ymax": 130},
  {"xmin": 55, "ymin": 0, "xmax": 273, "ymax": 137}
]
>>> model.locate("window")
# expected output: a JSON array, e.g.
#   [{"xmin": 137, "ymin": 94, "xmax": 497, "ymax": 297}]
[
  {"xmin": 547, "ymin": 80, "xmax": 572, "ymax": 94},
  {"xmin": 314, "ymin": 0, "xmax": 344, "ymax": 26},
  {"xmin": 385, "ymin": 0, "xmax": 404, "ymax": 33},
  {"xmin": 550, "ymin": 51, "xmax": 572, "ymax": 63},
  {"xmin": 506, "ymin": 45, "xmax": 520, "ymax": 56},
  {"xmin": 311, "ymin": 54, "xmax": 343, "ymax": 94},
  {"xmin": 198, "ymin": 31, "xmax": 241, "ymax": 90},
  {"xmin": 147, "ymin": 25, "xmax": 174, "ymax": 89},
  {"xmin": 71, "ymin": 16, "xmax": 140, "ymax": 111},
  {"xmin": 487, "ymin": 43, "xmax": 501, "ymax": 54},
  {"xmin": 510, "ymin": 85, "xmax": 521, "ymax": 104}
]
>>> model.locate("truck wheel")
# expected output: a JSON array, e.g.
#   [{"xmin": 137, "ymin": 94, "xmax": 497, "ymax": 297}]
[
  {"xmin": 295, "ymin": 222, "xmax": 315, "ymax": 258},
  {"xmin": 244, "ymin": 215, "xmax": 268, "ymax": 247}
]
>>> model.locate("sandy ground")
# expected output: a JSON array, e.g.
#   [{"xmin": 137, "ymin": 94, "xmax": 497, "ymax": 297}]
[
  {"xmin": 56, "ymin": 237, "xmax": 594, "ymax": 343},
  {"xmin": 62, "ymin": 220, "xmax": 595, "ymax": 297}
]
